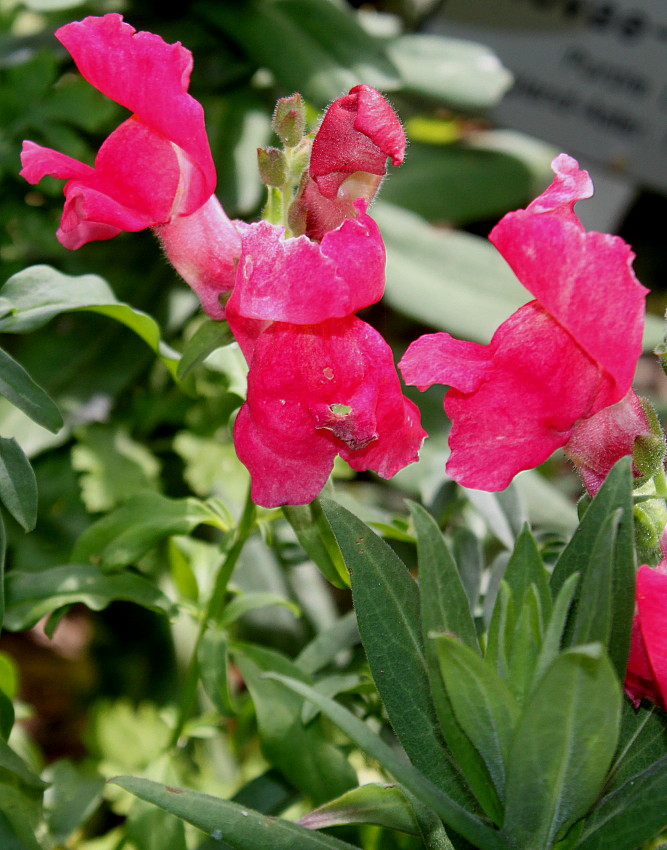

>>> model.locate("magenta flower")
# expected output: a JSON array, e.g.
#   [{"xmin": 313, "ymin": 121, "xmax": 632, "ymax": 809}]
[
  {"xmin": 400, "ymin": 154, "xmax": 648, "ymax": 491},
  {"xmin": 565, "ymin": 390, "xmax": 657, "ymax": 495},
  {"xmin": 223, "ymin": 87, "xmax": 423, "ymax": 508},
  {"xmin": 293, "ymin": 84, "xmax": 406, "ymax": 241},
  {"xmin": 625, "ymin": 562, "xmax": 667, "ymax": 710},
  {"xmin": 20, "ymin": 14, "xmax": 239, "ymax": 317},
  {"xmin": 226, "ymin": 205, "xmax": 424, "ymax": 508}
]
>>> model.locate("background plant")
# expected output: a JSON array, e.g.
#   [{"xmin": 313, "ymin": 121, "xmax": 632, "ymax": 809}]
[{"xmin": 0, "ymin": 1, "xmax": 666, "ymax": 849}]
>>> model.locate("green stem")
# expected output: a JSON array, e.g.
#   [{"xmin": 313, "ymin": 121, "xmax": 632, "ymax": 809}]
[
  {"xmin": 652, "ymin": 464, "xmax": 667, "ymax": 499},
  {"xmin": 168, "ymin": 487, "xmax": 256, "ymax": 748}
]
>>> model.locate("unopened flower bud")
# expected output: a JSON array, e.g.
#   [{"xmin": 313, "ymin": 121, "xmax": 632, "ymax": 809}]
[
  {"xmin": 257, "ymin": 147, "xmax": 287, "ymax": 187},
  {"xmin": 633, "ymin": 398, "xmax": 667, "ymax": 480},
  {"xmin": 273, "ymin": 93, "xmax": 306, "ymax": 148}
]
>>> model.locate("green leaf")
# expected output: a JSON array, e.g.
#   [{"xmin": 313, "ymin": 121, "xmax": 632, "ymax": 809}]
[
  {"xmin": 502, "ymin": 525, "xmax": 551, "ymax": 620},
  {"xmin": 299, "ymin": 784, "xmax": 419, "ymax": 834},
  {"xmin": 574, "ymin": 755, "xmax": 667, "ymax": 850},
  {"xmin": 0, "ymin": 512, "xmax": 5, "ymax": 631},
  {"xmin": 42, "ymin": 760, "xmax": 104, "ymax": 845},
  {"xmin": 301, "ymin": 674, "xmax": 363, "ymax": 725},
  {"xmin": 0, "ymin": 347, "xmax": 62, "ymax": 433},
  {"xmin": 220, "ymin": 592, "xmax": 301, "ymax": 627},
  {"xmin": 283, "ymin": 501, "xmax": 350, "ymax": 589},
  {"xmin": 111, "ymin": 775, "xmax": 360, "ymax": 849},
  {"xmin": 0, "ymin": 739, "xmax": 47, "ymax": 850},
  {"xmin": 4, "ymin": 565, "xmax": 176, "ymax": 630},
  {"xmin": 198, "ymin": 627, "xmax": 237, "ymax": 718},
  {"xmin": 200, "ymin": 0, "xmax": 398, "ymax": 107},
  {"xmin": 232, "ymin": 642, "xmax": 356, "ymax": 805},
  {"xmin": 410, "ymin": 504, "xmax": 499, "ymax": 819},
  {"xmin": 501, "ymin": 645, "xmax": 621, "ymax": 850},
  {"xmin": 0, "ymin": 438, "xmax": 37, "ymax": 531},
  {"xmin": 605, "ymin": 702, "xmax": 667, "ymax": 794},
  {"xmin": 376, "ymin": 202, "xmax": 528, "ymax": 343},
  {"xmin": 569, "ymin": 511, "xmax": 620, "ymax": 648},
  {"xmin": 410, "ymin": 502, "xmax": 478, "ymax": 651},
  {"xmin": 266, "ymin": 673, "xmax": 508, "ymax": 850},
  {"xmin": 506, "ymin": 585, "xmax": 544, "ymax": 703},
  {"xmin": 177, "ymin": 320, "xmax": 234, "ymax": 380},
  {"xmin": 433, "ymin": 634, "xmax": 519, "ymax": 802},
  {"xmin": 532, "ymin": 573, "xmax": 580, "ymax": 687},
  {"xmin": 386, "ymin": 34, "xmax": 511, "ymax": 110},
  {"xmin": 295, "ymin": 610, "xmax": 360, "ymax": 676},
  {"xmin": 72, "ymin": 493, "xmax": 225, "ymax": 570},
  {"xmin": 321, "ymin": 500, "xmax": 464, "ymax": 799},
  {"xmin": 71, "ymin": 425, "xmax": 161, "ymax": 513},
  {"xmin": 0, "ymin": 265, "xmax": 178, "ymax": 376},
  {"xmin": 551, "ymin": 459, "xmax": 635, "ymax": 679}
]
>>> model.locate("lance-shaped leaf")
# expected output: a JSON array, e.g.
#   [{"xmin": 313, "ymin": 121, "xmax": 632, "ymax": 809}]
[
  {"xmin": 433, "ymin": 635, "xmax": 519, "ymax": 803},
  {"xmin": 409, "ymin": 503, "xmax": 498, "ymax": 820},
  {"xmin": 604, "ymin": 702, "xmax": 667, "ymax": 794},
  {"xmin": 574, "ymin": 754, "xmax": 667, "ymax": 850},
  {"xmin": 501, "ymin": 644, "xmax": 621, "ymax": 850},
  {"xmin": 266, "ymin": 672, "xmax": 509, "ymax": 850},
  {"xmin": 321, "ymin": 499, "xmax": 466, "ymax": 801},
  {"xmin": 111, "ymin": 776, "xmax": 360, "ymax": 850},
  {"xmin": 568, "ymin": 510, "xmax": 620, "ymax": 648},
  {"xmin": 283, "ymin": 501, "xmax": 349, "ymax": 589},
  {"xmin": 501, "ymin": 525, "xmax": 551, "ymax": 620},
  {"xmin": 550, "ymin": 458, "xmax": 634, "ymax": 678},
  {"xmin": 232, "ymin": 642, "xmax": 355, "ymax": 806},
  {"xmin": 0, "ymin": 347, "xmax": 62, "ymax": 433},
  {"xmin": 4, "ymin": 565, "xmax": 176, "ymax": 630},
  {"xmin": 0, "ymin": 437, "xmax": 37, "ymax": 531},
  {"xmin": 0, "ymin": 265, "xmax": 178, "ymax": 376},
  {"xmin": 299, "ymin": 784, "xmax": 420, "ymax": 835},
  {"xmin": 72, "ymin": 493, "xmax": 226, "ymax": 570}
]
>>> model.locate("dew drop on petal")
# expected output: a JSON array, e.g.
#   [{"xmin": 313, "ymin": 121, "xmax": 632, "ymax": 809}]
[
  {"xmin": 323, "ymin": 367, "xmax": 334, "ymax": 380},
  {"xmin": 243, "ymin": 255, "xmax": 254, "ymax": 279}
]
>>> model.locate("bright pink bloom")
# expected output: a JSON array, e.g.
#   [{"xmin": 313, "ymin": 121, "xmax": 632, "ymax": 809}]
[
  {"xmin": 222, "ymin": 89, "xmax": 420, "ymax": 507},
  {"xmin": 229, "ymin": 314, "xmax": 425, "ymax": 508},
  {"xmin": 294, "ymin": 84, "xmax": 406, "ymax": 241},
  {"xmin": 20, "ymin": 14, "xmax": 240, "ymax": 315},
  {"xmin": 625, "ymin": 562, "xmax": 667, "ymax": 710},
  {"xmin": 564, "ymin": 390, "xmax": 657, "ymax": 495},
  {"xmin": 399, "ymin": 154, "xmax": 647, "ymax": 491}
]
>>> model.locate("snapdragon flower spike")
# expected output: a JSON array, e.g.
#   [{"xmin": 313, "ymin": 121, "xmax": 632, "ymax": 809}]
[
  {"xmin": 625, "ymin": 560, "xmax": 667, "ymax": 710},
  {"xmin": 400, "ymin": 154, "xmax": 648, "ymax": 491},
  {"xmin": 292, "ymin": 84, "xmax": 406, "ymax": 241},
  {"xmin": 20, "ymin": 14, "xmax": 240, "ymax": 316},
  {"xmin": 225, "ymin": 200, "xmax": 424, "ymax": 508}
]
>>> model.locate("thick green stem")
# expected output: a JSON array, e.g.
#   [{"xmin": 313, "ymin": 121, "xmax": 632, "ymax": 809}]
[{"xmin": 168, "ymin": 488, "xmax": 256, "ymax": 748}]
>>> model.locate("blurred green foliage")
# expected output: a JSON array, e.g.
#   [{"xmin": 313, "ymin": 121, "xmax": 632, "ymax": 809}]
[{"xmin": 0, "ymin": 1, "xmax": 664, "ymax": 848}]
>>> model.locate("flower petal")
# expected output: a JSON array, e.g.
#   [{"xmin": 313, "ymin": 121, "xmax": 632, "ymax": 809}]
[
  {"xmin": 56, "ymin": 13, "xmax": 215, "ymax": 208},
  {"xmin": 637, "ymin": 565, "xmax": 667, "ymax": 707},
  {"xmin": 233, "ymin": 316, "xmax": 424, "ymax": 507},
  {"xmin": 156, "ymin": 195, "xmax": 241, "ymax": 319},
  {"xmin": 442, "ymin": 303, "xmax": 604, "ymax": 491},
  {"xmin": 227, "ymin": 206, "xmax": 385, "ymax": 325},
  {"xmin": 310, "ymin": 84, "xmax": 405, "ymax": 199},
  {"xmin": 490, "ymin": 155, "xmax": 647, "ymax": 403}
]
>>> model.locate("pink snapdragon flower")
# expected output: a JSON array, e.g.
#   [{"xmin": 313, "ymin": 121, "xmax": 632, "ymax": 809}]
[
  {"xmin": 20, "ymin": 14, "xmax": 239, "ymax": 318},
  {"xmin": 399, "ymin": 154, "xmax": 648, "ymax": 491},
  {"xmin": 625, "ymin": 560, "xmax": 667, "ymax": 710},
  {"xmin": 225, "ymin": 88, "xmax": 423, "ymax": 508},
  {"xmin": 226, "ymin": 208, "xmax": 424, "ymax": 507}
]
